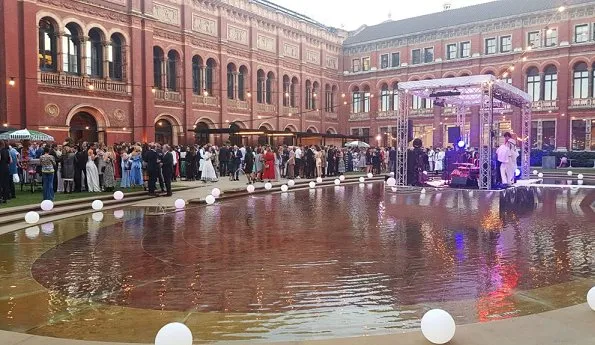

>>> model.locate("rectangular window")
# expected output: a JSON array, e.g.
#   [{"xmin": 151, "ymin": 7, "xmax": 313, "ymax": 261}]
[
  {"xmin": 411, "ymin": 49, "xmax": 421, "ymax": 65},
  {"xmin": 352, "ymin": 59, "xmax": 360, "ymax": 72},
  {"xmin": 391, "ymin": 52, "xmax": 400, "ymax": 67},
  {"xmin": 527, "ymin": 74, "xmax": 541, "ymax": 102},
  {"xmin": 571, "ymin": 120, "xmax": 586, "ymax": 150},
  {"xmin": 362, "ymin": 128, "xmax": 370, "ymax": 143},
  {"xmin": 485, "ymin": 38, "xmax": 496, "ymax": 54},
  {"xmin": 363, "ymin": 92, "xmax": 371, "ymax": 112},
  {"xmin": 591, "ymin": 121, "xmax": 595, "ymax": 151},
  {"xmin": 531, "ymin": 121, "xmax": 538, "ymax": 149},
  {"xmin": 362, "ymin": 57, "xmax": 370, "ymax": 71},
  {"xmin": 528, "ymin": 31, "xmax": 540, "ymax": 48},
  {"xmin": 545, "ymin": 28, "xmax": 558, "ymax": 46},
  {"xmin": 351, "ymin": 128, "xmax": 360, "ymax": 137},
  {"xmin": 543, "ymin": 120, "xmax": 556, "ymax": 150},
  {"xmin": 500, "ymin": 36, "xmax": 512, "ymax": 52},
  {"xmin": 544, "ymin": 72, "xmax": 557, "ymax": 101},
  {"xmin": 423, "ymin": 47, "xmax": 434, "ymax": 63},
  {"xmin": 380, "ymin": 54, "xmax": 389, "ymax": 69},
  {"xmin": 446, "ymin": 44, "xmax": 457, "ymax": 60},
  {"xmin": 352, "ymin": 92, "xmax": 361, "ymax": 113},
  {"xmin": 575, "ymin": 24, "xmax": 589, "ymax": 43},
  {"xmin": 574, "ymin": 70, "xmax": 589, "ymax": 99},
  {"xmin": 459, "ymin": 42, "xmax": 470, "ymax": 58}
]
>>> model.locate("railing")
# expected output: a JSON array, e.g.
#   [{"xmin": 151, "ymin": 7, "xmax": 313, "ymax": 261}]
[
  {"xmin": 305, "ymin": 112, "xmax": 321, "ymax": 121},
  {"xmin": 154, "ymin": 90, "xmax": 182, "ymax": 102},
  {"xmin": 192, "ymin": 94, "xmax": 218, "ymax": 106},
  {"xmin": 227, "ymin": 99, "xmax": 249, "ymax": 110},
  {"xmin": 410, "ymin": 108, "xmax": 433, "ymax": 116},
  {"xmin": 348, "ymin": 112, "xmax": 370, "ymax": 121},
  {"xmin": 255, "ymin": 103, "xmax": 276, "ymax": 113},
  {"xmin": 570, "ymin": 98, "xmax": 595, "ymax": 109},
  {"xmin": 282, "ymin": 106, "xmax": 299, "ymax": 116},
  {"xmin": 39, "ymin": 72, "xmax": 127, "ymax": 93},
  {"xmin": 325, "ymin": 112, "xmax": 338, "ymax": 121},
  {"xmin": 532, "ymin": 100, "xmax": 558, "ymax": 111},
  {"xmin": 376, "ymin": 111, "xmax": 397, "ymax": 120}
]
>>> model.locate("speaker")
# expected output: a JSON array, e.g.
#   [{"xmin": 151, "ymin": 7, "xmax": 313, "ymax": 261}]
[
  {"xmin": 451, "ymin": 176, "xmax": 468, "ymax": 187},
  {"xmin": 408, "ymin": 119, "xmax": 414, "ymax": 142},
  {"xmin": 447, "ymin": 127, "xmax": 461, "ymax": 144}
]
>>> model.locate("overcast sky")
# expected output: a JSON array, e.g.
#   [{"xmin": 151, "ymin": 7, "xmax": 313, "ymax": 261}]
[{"xmin": 270, "ymin": 0, "xmax": 494, "ymax": 30}]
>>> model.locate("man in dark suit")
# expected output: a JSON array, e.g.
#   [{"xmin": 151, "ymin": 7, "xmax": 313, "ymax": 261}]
[
  {"xmin": 144, "ymin": 143, "xmax": 160, "ymax": 196},
  {"xmin": 74, "ymin": 145, "xmax": 87, "ymax": 192},
  {"xmin": 218, "ymin": 144, "xmax": 229, "ymax": 178},
  {"xmin": 161, "ymin": 144, "xmax": 174, "ymax": 196}
]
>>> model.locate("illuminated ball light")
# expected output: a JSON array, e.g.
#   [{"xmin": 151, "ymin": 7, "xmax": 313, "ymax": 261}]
[
  {"xmin": 211, "ymin": 188, "xmax": 221, "ymax": 198},
  {"xmin": 316, "ymin": 177, "xmax": 323, "ymax": 183},
  {"xmin": 367, "ymin": 173, "xmax": 373, "ymax": 178},
  {"xmin": 578, "ymin": 174, "xmax": 584, "ymax": 180},
  {"xmin": 309, "ymin": 181, "xmax": 316, "ymax": 189},
  {"xmin": 390, "ymin": 171, "xmax": 395, "ymax": 176},
  {"xmin": 91, "ymin": 200, "xmax": 103, "ymax": 211},
  {"xmin": 264, "ymin": 182, "xmax": 272, "ymax": 190},
  {"xmin": 538, "ymin": 173, "xmax": 544, "ymax": 178},
  {"xmin": 421, "ymin": 309, "xmax": 456, "ymax": 344},
  {"xmin": 587, "ymin": 287, "xmax": 595, "ymax": 311},
  {"xmin": 287, "ymin": 180, "xmax": 295, "ymax": 187},
  {"xmin": 359, "ymin": 177, "xmax": 365, "ymax": 183},
  {"xmin": 155, "ymin": 322, "xmax": 193, "ymax": 345},
  {"xmin": 339, "ymin": 175, "xmax": 345, "ymax": 181},
  {"xmin": 567, "ymin": 170, "xmax": 573, "ymax": 176},
  {"xmin": 40, "ymin": 200, "xmax": 54, "ymax": 211},
  {"xmin": 386, "ymin": 177, "xmax": 396, "ymax": 186},
  {"xmin": 334, "ymin": 179, "xmax": 340, "ymax": 185},
  {"xmin": 532, "ymin": 170, "xmax": 538, "ymax": 175},
  {"xmin": 246, "ymin": 185, "xmax": 255, "ymax": 193},
  {"xmin": 205, "ymin": 195, "xmax": 216, "ymax": 205},
  {"xmin": 174, "ymin": 199, "xmax": 185, "ymax": 209},
  {"xmin": 24, "ymin": 211, "xmax": 40, "ymax": 224},
  {"xmin": 281, "ymin": 184, "xmax": 288, "ymax": 192},
  {"xmin": 113, "ymin": 191, "xmax": 124, "ymax": 201},
  {"xmin": 515, "ymin": 168, "xmax": 521, "ymax": 177},
  {"xmin": 457, "ymin": 140, "xmax": 466, "ymax": 149}
]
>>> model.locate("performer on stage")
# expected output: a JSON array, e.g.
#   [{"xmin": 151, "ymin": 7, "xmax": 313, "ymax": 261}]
[
  {"xmin": 496, "ymin": 132, "xmax": 514, "ymax": 186},
  {"xmin": 407, "ymin": 138, "xmax": 429, "ymax": 187},
  {"xmin": 506, "ymin": 137, "xmax": 519, "ymax": 185}
]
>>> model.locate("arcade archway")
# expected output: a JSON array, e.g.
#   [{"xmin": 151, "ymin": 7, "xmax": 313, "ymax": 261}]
[
  {"xmin": 69, "ymin": 112, "xmax": 99, "ymax": 143},
  {"xmin": 195, "ymin": 121, "xmax": 210, "ymax": 146},
  {"xmin": 155, "ymin": 119, "xmax": 173, "ymax": 145}
]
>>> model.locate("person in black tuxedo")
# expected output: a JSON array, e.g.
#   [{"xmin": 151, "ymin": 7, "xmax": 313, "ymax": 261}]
[
  {"xmin": 74, "ymin": 145, "xmax": 88, "ymax": 192},
  {"xmin": 161, "ymin": 144, "xmax": 174, "ymax": 196},
  {"xmin": 219, "ymin": 144, "xmax": 229, "ymax": 178},
  {"xmin": 144, "ymin": 144, "xmax": 160, "ymax": 196}
]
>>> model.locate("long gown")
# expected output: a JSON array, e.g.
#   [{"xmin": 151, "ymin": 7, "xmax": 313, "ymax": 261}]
[
  {"xmin": 129, "ymin": 153, "xmax": 143, "ymax": 186},
  {"xmin": 120, "ymin": 154, "xmax": 130, "ymax": 188},
  {"xmin": 200, "ymin": 152, "xmax": 218, "ymax": 181},
  {"xmin": 262, "ymin": 151, "xmax": 276, "ymax": 180},
  {"xmin": 103, "ymin": 157, "xmax": 116, "ymax": 190},
  {"xmin": 86, "ymin": 154, "xmax": 101, "ymax": 192}
]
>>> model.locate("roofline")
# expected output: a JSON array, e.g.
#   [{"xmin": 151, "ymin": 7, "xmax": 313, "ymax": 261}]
[{"xmin": 252, "ymin": 0, "xmax": 335, "ymax": 32}]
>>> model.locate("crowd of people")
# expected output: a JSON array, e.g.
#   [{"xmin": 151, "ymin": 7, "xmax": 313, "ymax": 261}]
[{"xmin": 0, "ymin": 138, "xmax": 460, "ymax": 203}]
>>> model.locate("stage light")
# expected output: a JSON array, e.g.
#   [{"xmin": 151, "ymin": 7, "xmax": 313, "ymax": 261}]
[
  {"xmin": 457, "ymin": 140, "xmax": 465, "ymax": 148},
  {"xmin": 515, "ymin": 168, "xmax": 521, "ymax": 177},
  {"xmin": 8, "ymin": 77, "xmax": 15, "ymax": 87},
  {"xmin": 558, "ymin": 5, "xmax": 565, "ymax": 12},
  {"xmin": 88, "ymin": 84, "xmax": 95, "ymax": 90}
]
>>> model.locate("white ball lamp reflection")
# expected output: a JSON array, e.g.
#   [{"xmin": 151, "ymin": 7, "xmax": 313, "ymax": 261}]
[
  {"xmin": 92, "ymin": 212, "xmax": 104, "ymax": 222},
  {"xmin": 205, "ymin": 195, "xmax": 216, "ymax": 205},
  {"xmin": 421, "ymin": 188, "xmax": 427, "ymax": 194},
  {"xmin": 587, "ymin": 287, "xmax": 595, "ymax": 311},
  {"xmin": 91, "ymin": 200, "xmax": 103, "ymax": 211},
  {"xmin": 367, "ymin": 172, "xmax": 373, "ymax": 178},
  {"xmin": 113, "ymin": 210, "xmax": 125, "ymax": 219},
  {"xmin": 359, "ymin": 177, "xmax": 365, "ymax": 183},
  {"xmin": 264, "ymin": 182, "xmax": 272, "ymax": 190},
  {"xmin": 40, "ymin": 200, "xmax": 54, "ymax": 211},
  {"xmin": 386, "ymin": 177, "xmax": 396, "ymax": 187},
  {"xmin": 309, "ymin": 181, "xmax": 316, "ymax": 189},
  {"xmin": 334, "ymin": 179, "xmax": 340, "ymax": 185},
  {"xmin": 567, "ymin": 170, "xmax": 573, "ymax": 176},
  {"xmin": 211, "ymin": 188, "xmax": 221, "ymax": 198},
  {"xmin": 578, "ymin": 180, "xmax": 584, "ymax": 185},
  {"xmin": 24, "ymin": 211, "xmax": 40, "ymax": 224},
  {"xmin": 420, "ymin": 309, "xmax": 456, "ymax": 344},
  {"xmin": 316, "ymin": 177, "xmax": 323, "ymax": 183},
  {"xmin": 538, "ymin": 173, "xmax": 544, "ymax": 178},
  {"xmin": 155, "ymin": 322, "xmax": 193, "ymax": 345},
  {"xmin": 246, "ymin": 185, "xmax": 255, "ymax": 193},
  {"xmin": 390, "ymin": 171, "xmax": 395, "ymax": 176},
  {"xmin": 113, "ymin": 191, "xmax": 124, "ymax": 201},
  {"xmin": 25, "ymin": 226, "xmax": 40, "ymax": 239},
  {"xmin": 578, "ymin": 173, "xmax": 584, "ymax": 180},
  {"xmin": 339, "ymin": 175, "xmax": 345, "ymax": 181},
  {"xmin": 287, "ymin": 180, "xmax": 295, "ymax": 187},
  {"xmin": 174, "ymin": 199, "xmax": 185, "ymax": 209},
  {"xmin": 281, "ymin": 184, "xmax": 289, "ymax": 192}
]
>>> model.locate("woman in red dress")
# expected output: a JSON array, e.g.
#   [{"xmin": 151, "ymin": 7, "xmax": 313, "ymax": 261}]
[{"xmin": 262, "ymin": 147, "xmax": 276, "ymax": 182}]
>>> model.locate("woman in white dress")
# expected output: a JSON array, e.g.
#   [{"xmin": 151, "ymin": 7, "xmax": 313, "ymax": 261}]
[
  {"xmin": 435, "ymin": 148, "xmax": 445, "ymax": 173},
  {"xmin": 86, "ymin": 148, "xmax": 101, "ymax": 192},
  {"xmin": 200, "ymin": 148, "xmax": 218, "ymax": 183}
]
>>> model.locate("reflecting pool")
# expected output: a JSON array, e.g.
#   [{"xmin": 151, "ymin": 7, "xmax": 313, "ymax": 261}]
[{"xmin": 1, "ymin": 183, "xmax": 594, "ymax": 343}]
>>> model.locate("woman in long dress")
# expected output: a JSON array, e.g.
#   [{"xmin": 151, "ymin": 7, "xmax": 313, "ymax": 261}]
[
  {"xmin": 338, "ymin": 150, "xmax": 346, "ymax": 174},
  {"xmin": 86, "ymin": 148, "xmax": 101, "ymax": 192},
  {"xmin": 262, "ymin": 147, "xmax": 276, "ymax": 182},
  {"xmin": 315, "ymin": 147, "xmax": 323, "ymax": 178},
  {"xmin": 185, "ymin": 147, "xmax": 196, "ymax": 181},
  {"xmin": 253, "ymin": 149, "xmax": 263, "ymax": 182},
  {"xmin": 129, "ymin": 146, "xmax": 143, "ymax": 187},
  {"xmin": 200, "ymin": 148, "xmax": 218, "ymax": 182},
  {"xmin": 103, "ymin": 149, "xmax": 116, "ymax": 192},
  {"xmin": 120, "ymin": 151, "xmax": 130, "ymax": 188},
  {"xmin": 61, "ymin": 146, "xmax": 75, "ymax": 194},
  {"xmin": 435, "ymin": 148, "xmax": 445, "ymax": 173}
]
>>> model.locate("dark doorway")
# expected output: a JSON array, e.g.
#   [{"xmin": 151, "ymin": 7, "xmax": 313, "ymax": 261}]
[
  {"xmin": 155, "ymin": 120, "xmax": 173, "ymax": 144},
  {"xmin": 195, "ymin": 122, "xmax": 209, "ymax": 145},
  {"xmin": 69, "ymin": 112, "xmax": 98, "ymax": 143}
]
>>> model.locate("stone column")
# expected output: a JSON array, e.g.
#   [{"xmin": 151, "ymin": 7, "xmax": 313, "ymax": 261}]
[
  {"xmin": 103, "ymin": 41, "xmax": 111, "ymax": 80},
  {"xmin": 233, "ymin": 71, "xmax": 238, "ymax": 99}
]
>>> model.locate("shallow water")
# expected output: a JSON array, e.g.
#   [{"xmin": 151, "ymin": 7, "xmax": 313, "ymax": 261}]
[{"xmin": 1, "ymin": 183, "xmax": 595, "ymax": 343}]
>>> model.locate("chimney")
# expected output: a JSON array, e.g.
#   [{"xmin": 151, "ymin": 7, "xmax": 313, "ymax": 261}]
[{"xmin": 443, "ymin": 2, "xmax": 452, "ymax": 10}]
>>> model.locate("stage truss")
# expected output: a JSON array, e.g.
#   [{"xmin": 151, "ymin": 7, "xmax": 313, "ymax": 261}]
[{"xmin": 396, "ymin": 75, "xmax": 532, "ymax": 190}]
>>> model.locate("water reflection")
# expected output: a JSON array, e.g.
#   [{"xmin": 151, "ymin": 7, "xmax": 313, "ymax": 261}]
[{"xmin": 0, "ymin": 185, "xmax": 594, "ymax": 343}]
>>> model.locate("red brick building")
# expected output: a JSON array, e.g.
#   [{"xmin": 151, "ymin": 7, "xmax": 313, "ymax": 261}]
[{"xmin": 1, "ymin": 0, "xmax": 595, "ymax": 150}]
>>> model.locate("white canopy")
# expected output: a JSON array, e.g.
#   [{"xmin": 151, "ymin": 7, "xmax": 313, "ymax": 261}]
[{"xmin": 398, "ymin": 75, "xmax": 531, "ymax": 107}]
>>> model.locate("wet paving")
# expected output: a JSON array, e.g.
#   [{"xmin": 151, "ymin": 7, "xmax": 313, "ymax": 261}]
[{"xmin": 1, "ymin": 184, "xmax": 595, "ymax": 343}]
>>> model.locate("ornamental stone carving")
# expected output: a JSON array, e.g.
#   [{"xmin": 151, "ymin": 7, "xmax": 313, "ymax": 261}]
[
  {"xmin": 192, "ymin": 15, "xmax": 217, "ymax": 36},
  {"xmin": 306, "ymin": 50, "xmax": 320, "ymax": 65},
  {"xmin": 227, "ymin": 25, "xmax": 248, "ymax": 45},
  {"xmin": 257, "ymin": 35, "xmax": 276, "ymax": 53},
  {"xmin": 45, "ymin": 103, "xmax": 60, "ymax": 118},
  {"xmin": 283, "ymin": 43, "xmax": 299, "ymax": 59},
  {"xmin": 112, "ymin": 109, "xmax": 125, "ymax": 122},
  {"xmin": 326, "ymin": 56, "xmax": 338, "ymax": 69},
  {"xmin": 153, "ymin": 2, "xmax": 180, "ymax": 26}
]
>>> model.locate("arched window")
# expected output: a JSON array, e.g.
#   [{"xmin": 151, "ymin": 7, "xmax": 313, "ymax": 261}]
[
  {"xmin": 38, "ymin": 18, "xmax": 57, "ymax": 71},
  {"xmin": 87, "ymin": 28, "xmax": 104, "ymax": 77},
  {"xmin": 324, "ymin": 84, "xmax": 331, "ymax": 111},
  {"xmin": 205, "ymin": 58, "xmax": 216, "ymax": 96},
  {"xmin": 108, "ymin": 33, "xmax": 124, "ymax": 80},
  {"xmin": 167, "ymin": 50, "xmax": 179, "ymax": 91},
  {"xmin": 153, "ymin": 47, "xmax": 164, "ymax": 89},
  {"xmin": 312, "ymin": 81, "xmax": 319, "ymax": 110},
  {"xmin": 290, "ymin": 77, "xmax": 298, "ymax": 107},
  {"xmin": 192, "ymin": 55, "xmax": 202, "ymax": 94},
  {"xmin": 352, "ymin": 86, "xmax": 361, "ymax": 113},
  {"xmin": 226, "ymin": 63, "xmax": 236, "ymax": 99},
  {"xmin": 282, "ymin": 75, "xmax": 290, "ymax": 106},
  {"xmin": 380, "ymin": 84, "xmax": 390, "ymax": 111},
  {"xmin": 305, "ymin": 80, "xmax": 312, "ymax": 109},
  {"xmin": 391, "ymin": 82, "xmax": 399, "ymax": 110},
  {"xmin": 238, "ymin": 66, "xmax": 247, "ymax": 101},
  {"xmin": 573, "ymin": 62, "xmax": 589, "ymax": 99},
  {"xmin": 526, "ymin": 67, "xmax": 540, "ymax": 102},
  {"xmin": 266, "ymin": 72, "xmax": 274, "ymax": 104},
  {"xmin": 331, "ymin": 85, "xmax": 337, "ymax": 113},
  {"xmin": 363, "ymin": 85, "xmax": 371, "ymax": 113},
  {"xmin": 543, "ymin": 65, "xmax": 557, "ymax": 101},
  {"xmin": 63, "ymin": 23, "xmax": 82, "ymax": 74},
  {"xmin": 257, "ymin": 69, "xmax": 265, "ymax": 103}
]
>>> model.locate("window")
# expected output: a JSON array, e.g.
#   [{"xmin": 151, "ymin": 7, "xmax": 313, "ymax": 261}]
[
  {"xmin": 530, "ymin": 121, "xmax": 538, "ymax": 149},
  {"xmin": 526, "ymin": 67, "xmax": 540, "ymax": 102},
  {"xmin": 571, "ymin": 120, "xmax": 586, "ymax": 150},
  {"xmin": 166, "ymin": 50, "xmax": 178, "ymax": 91},
  {"xmin": 87, "ymin": 29, "xmax": 103, "ymax": 77},
  {"xmin": 543, "ymin": 66, "xmax": 557, "ymax": 101},
  {"xmin": 191, "ymin": 56, "xmax": 202, "ymax": 94},
  {"xmin": 266, "ymin": 72, "xmax": 274, "ymax": 104},
  {"xmin": 257, "ymin": 70, "xmax": 265, "ymax": 103},
  {"xmin": 226, "ymin": 64, "xmax": 235, "ymax": 99},
  {"xmin": 108, "ymin": 34, "xmax": 124, "ymax": 80},
  {"xmin": 485, "ymin": 38, "xmax": 496, "ymax": 55},
  {"xmin": 573, "ymin": 63, "xmax": 589, "ymax": 99},
  {"xmin": 528, "ymin": 31, "xmax": 540, "ymax": 48},
  {"xmin": 459, "ymin": 42, "xmax": 470, "ymax": 58},
  {"xmin": 38, "ymin": 18, "xmax": 57, "ymax": 71},
  {"xmin": 446, "ymin": 44, "xmax": 457, "ymax": 60},
  {"xmin": 63, "ymin": 24, "xmax": 81, "ymax": 74},
  {"xmin": 380, "ymin": 54, "xmax": 389, "ymax": 69},
  {"xmin": 500, "ymin": 36, "xmax": 512, "ymax": 52},
  {"xmin": 362, "ymin": 128, "xmax": 370, "ymax": 142},
  {"xmin": 543, "ymin": 120, "xmax": 556, "ymax": 150},
  {"xmin": 424, "ymin": 47, "xmax": 434, "ymax": 63},
  {"xmin": 380, "ymin": 85, "xmax": 390, "ymax": 111},
  {"xmin": 362, "ymin": 57, "xmax": 370, "ymax": 71},
  {"xmin": 411, "ymin": 49, "xmax": 421, "ymax": 65},
  {"xmin": 205, "ymin": 59, "xmax": 215, "ymax": 95},
  {"xmin": 351, "ymin": 128, "xmax": 359, "ymax": 137},
  {"xmin": 238, "ymin": 67, "xmax": 246, "ymax": 101},
  {"xmin": 352, "ymin": 59, "xmax": 360, "ymax": 72},
  {"xmin": 545, "ymin": 28, "xmax": 557, "ymax": 47},
  {"xmin": 391, "ymin": 52, "xmax": 400, "ymax": 67},
  {"xmin": 392, "ymin": 83, "xmax": 399, "ymax": 110},
  {"xmin": 412, "ymin": 95, "xmax": 423, "ymax": 109},
  {"xmin": 153, "ymin": 47, "xmax": 163, "ymax": 89},
  {"xmin": 352, "ymin": 90, "xmax": 361, "ymax": 113},
  {"xmin": 363, "ymin": 91, "xmax": 371, "ymax": 112},
  {"xmin": 575, "ymin": 24, "xmax": 589, "ymax": 43}
]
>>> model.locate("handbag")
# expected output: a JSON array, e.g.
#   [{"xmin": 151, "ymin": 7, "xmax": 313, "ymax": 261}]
[
  {"xmin": 12, "ymin": 173, "xmax": 20, "ymax": 183},
  {"xmin": 125, "ymin": 160, "xmax": 132, "ymax": 170}
]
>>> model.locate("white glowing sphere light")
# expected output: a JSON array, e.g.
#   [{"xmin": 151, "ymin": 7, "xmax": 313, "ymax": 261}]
[{"xmin": 420, "ymin": 309, "xmax": 456, "ymax": 344}]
